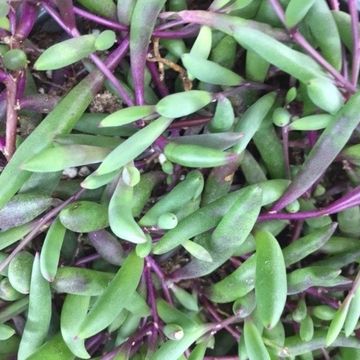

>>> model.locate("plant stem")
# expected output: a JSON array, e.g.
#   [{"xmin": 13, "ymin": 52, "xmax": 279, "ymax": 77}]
[
  {"xmin": 349, "ymin": 0, "xmax": 360, "ymax": 86},
  {"xmin": 147, "ymin": 61, "xmax": 169, "ymax": 97},
  {"xmin": 145, "ymin": 260, "xmax": 160, "ymax": 351},
  {"xmin": 4, "ymin": 74, "xmax": 18, "ymax": 161},
  {"xmin": 169, "ymin": 116, "xmax": 211, "ymax": 129},
  {"xmin": 260, "ymin": 186, "xmax": 360, "ymax": 221},
  {"xmin": 146, "ymin": 256, "xmax": 173, "ymax": 305}
]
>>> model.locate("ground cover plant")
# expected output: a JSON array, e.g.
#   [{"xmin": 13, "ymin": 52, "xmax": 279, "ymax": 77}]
[{"xmin": 1, "ymin": 0, "xmax": 360, "ymax": 359}]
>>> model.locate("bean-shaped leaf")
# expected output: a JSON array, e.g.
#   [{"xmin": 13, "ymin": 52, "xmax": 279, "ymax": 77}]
[
  {"xmin": 182, "ymin": 54, "xmax": 243, "ymax": 86},
  {"xmin": 306, "ymin": 78, "xmax": 344, "ymax": 114},
  {"xmin": 173, "ymin": 132, "xmax": 243, "ymax": 150},
  {"xmin": 0, "ymin": 193, "xmax": 53, "ymax": 230},
  {"xmin": 77, "ymin": 0, "xmax": 117, "ymax": 19},
  {"xmin": 232, "ymin": 24, "xmax": 327, "ymax": 83},
  {"xmin": 282, "ymin": 223, "xmax": 337, "ymax": 266},
  {"xmin": 244, "ymin": 318, "xmax": 271, "ymax": 360},
  {"xmin": 182, "ymin": 240, "xmax": 213, "ymax": 263},
  {"xmin": 54, "ymin": 134, "xmax": 122, "ymax": 148},
  {"xmin": 140, "ymin": 170, "xmax": 204, "ymax": 226},
  {"xmin": 59, "ymin": 201, "xmax": 109, "ymax": 233},
  {"xmin": 22, "ymin": 144, "xmax": 111, "ymax": 172},
  {"xmin": 99, "ymin": 105, "xmax": 155, "ymax": 127},
  {"xmin": 130, "ymin": 0, "xmax": 167, "ymax": 104},
  {"xmin": 61, "ymin": 295, "xmax": 91, "ymax": 359},
  {"xmin": 245, "ymin": 50, "xmax": 269, "ymax": 82},
  {"xmin": 79, "ymin": 251, "xmax": 144, "ymax": 338},
  {"xmin": 190, "ymin": 25, "xmax": 212, "ymax": 59},
  {"xmin": 26, "ymin": 333, "xmax": 75, "ymax": 360},
  {"xmin": 285, "ymin": 0, "xmax": 316, "ymax": 28},
  {"xmin": 233, "ymin": 92, "xmax": 277, "ymax": 154},
  {"xmin": 278, "ymin": 330, "xmax": 360, "ymax": 357},
  {"xmin": 109, "ymin": 177, "xmax": 147, "ymax": 243},
  {"xmin": 326, "ymin": 298, "xmax": 352, "ymax": 346},
  {"xmin": 312, "ymin": 305, "xmax": 337, "ymax": 321},
  {"xmin": 156, "ymin": 91, "xmax": 212, "ymax": 118},
  {"xmin": 209, "ymin": 95, "xmax": 235, "ymax": 133},
  {"xmin": 0, "ymin": 278, "xmax": 23, "ymax": 301},
  {"xmin": 212, "ymin": 186, "xmax": 262, "ymax": 249},
  {"xmin": 289, "ymin": 114, "xmax": 334, "ymax": 131},
  {"xmin": 18, "ymin": 254, "xmax": 52, "ymax": 360},
  {"xmin": 94, "ymin": 116, "xmax": 173, "ymax": 176},
  {"xmin": 132, "ymin": 171, "xmax": 165, "ymax": 217},
  {"xmin": 87, "ymin": 230, "xmax": 124, "ymax": 265},
  {"xmin": 300, "ymin": 315, "xmax": 314, "ymax": 342},
  {"xmin": 164, "ymin": 143, "xmax": 238, "ymax": 168},
  {"xmin": 170, "ymin": 284, "xmax": 199, "ymax": 312},
  {"xmin": 306, "ymin": 0, "xmax": 342, "ymax": 70},
  {"xmin": 0, "ymin": 323, "xmax": 15, "ymax": 340},
  {"xmin": 255, "ymin": 230, "xmax": 287, "ymax": 329},
  {"xmin": 287, "ymin": 266, "xmax": 343, "ymax": 294},
  {"xmin": 40, "ymin": 218, "xmax": 66, "ymax": 282},
  {"xmin": 332, "ymin": 10, "xmax": 355, "ymax": 52},
  {"xmin": 344, "ymin": 286, "xmax": 360, "ymax": 336},
  {"xmin": 8, "ymin": 251, "xmax": 34, "ymax": 294},
  {"xmin": 52, "ymin": 267, "xmax": 113, "ymax": 296},
  {"xmin": 34, "ymin": 34, "xmax": 97, "ymax": 71},
  {"xmin": 81, "ymin": 169, "xmax": 120, "ymax": 190},
  {"xmin": 273, "ymin": 90, "xmax": 360, "ymax": 211}
]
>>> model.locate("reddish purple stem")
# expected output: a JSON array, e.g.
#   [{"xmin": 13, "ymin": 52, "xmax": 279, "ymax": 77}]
[
  {"xmin": 260, "ymin": 186, "xmax": 360, "ymax": 221},
  {"xmin": 147, "ymin": 62, "xmax": 169, "ymax": 97}
]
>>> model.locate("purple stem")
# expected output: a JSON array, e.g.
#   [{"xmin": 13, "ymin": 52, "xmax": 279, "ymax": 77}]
[
  {"xmin": 202, "ymin": 297, "xmax": 240, "ymax": 340},
  {"xmin": 101, "ymin": 324, "xmax": 153, "ymax": 360},
  {"xmin": 144, "ymin": 260, "xmax": 160, "ymax": 351},
  {"xmin": 73, "ymin": 6, "xmax": 127, "ymax": 31},
  {"xmin": 349, "ymin": 0, "xmax": 360, "ymax": 86},
  {"xmin": 75, "ymin": 253, "xmax": 101, "ymax": 266},
  {"xmin": 42, "ymin": 2, "xmax": 134, "ymax": 106},
  {"xmin": 4, "ymin": 75, "xmax": 18, "ymax": 160},
  {"xmin": 73, "ymin": 5, "xmax": 198, "ymax": 39},
  {"xmin": 305, "ymin": 287, "xmax": 340, "ymax": 309},
  {"xmin": 147, "ymin": 62, "xmax": 169, "ymax": 98},
  {"xmin": 269, "ymin": 0, "xmax": 356, "ymax": 93},
  {"xmin": 86, "ymin": 332, "xmax": 106, "ymax": 354},
  {"xmin": 169, "ymin": 116, "xmax": 211, "ymax": 129},
  {"xmin": 146, "ymin": 256, "xmax": 173, "ymax": 305},
  {"xmin": 259, "ymin": 186, "xmax": 360, "ymax": 221},
  {"xmin": 15, "ymin": 1, "xmax": 38, "ymax": 40}
]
